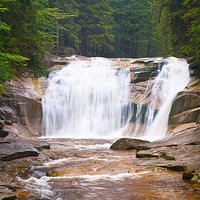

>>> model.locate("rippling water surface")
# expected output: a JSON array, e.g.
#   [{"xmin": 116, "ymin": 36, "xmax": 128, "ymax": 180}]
[{"xmin": 17, "ymin": 139, "xmax": 200, "ymax": 200}]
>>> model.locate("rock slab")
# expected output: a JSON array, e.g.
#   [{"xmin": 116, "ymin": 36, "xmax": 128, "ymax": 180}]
[
  {"xmin": 110, "ymin": 138, "xmax": 150, "ymax": 150},
  {"xmin": 0, "ymin": 185, "xmax": 17, "ymax": 200},
  {"xmin": 0, "ymin": 141, "xmax": 39, "ymax": 161}
]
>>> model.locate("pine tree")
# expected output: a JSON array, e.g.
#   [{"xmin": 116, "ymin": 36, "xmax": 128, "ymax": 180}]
[
  {"xmin": 77, "ymin": 0, "xmax": 114, "ymax": 56},
  {"xmin": 111, "ymin": 0, "xmax": 156, "ymax": 58},
  {"xmin": 0, "ymin": 0, "xmax": 28, "ymax": 87}
]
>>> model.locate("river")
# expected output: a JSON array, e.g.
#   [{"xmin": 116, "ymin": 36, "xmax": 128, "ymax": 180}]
[{"xmin": 16, "ymin": 138, "xmax": 200, "ymax": 200}]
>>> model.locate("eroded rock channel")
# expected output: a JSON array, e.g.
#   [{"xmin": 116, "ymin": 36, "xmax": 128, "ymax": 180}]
[{"xmin": 1, "ymin": 136, "xmax": 200, "ymax": 200}]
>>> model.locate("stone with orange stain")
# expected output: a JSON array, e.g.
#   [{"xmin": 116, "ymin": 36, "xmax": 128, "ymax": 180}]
[{"xmin": 16, "ymin": 189, "xmax": 32, "ymax": 200}]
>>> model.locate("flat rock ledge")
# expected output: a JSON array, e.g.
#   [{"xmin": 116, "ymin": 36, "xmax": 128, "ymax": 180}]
[
  {"xmin": 110, "ymin": 138, "xmax": 150, "ymax": 150},
  {"xmin": 111, "ymin": 127, "xmax": 200, "ymax": 183},
  {"xmin": 134, "ymin": 127, "xmax": 200, "ymax": 183},
  {"xmin": 0, "ymin": 141, "xmax": 39, "ymax": 161}
]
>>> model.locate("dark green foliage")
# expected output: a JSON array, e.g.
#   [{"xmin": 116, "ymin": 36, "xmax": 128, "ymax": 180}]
[
  {"xmin": 77, "ymin": 0, "xmax": 114, "ymax": 56},
  {"xmin": 0, "ymin": 0, "xmax": 200, "ymax": 83},
  {"xmin": 49, "ymin": 0, "xmax": 80, "ymax": 50},
  {"xmin": 152, "ymin": 0, "xmax": 200, "ymax": 74},
  {"xmin": 0, "ymin": 0, "xmax": 28, "ymax": 84},
  {"xmin": 0, "ymin": 53, "xmax": 28, "ymax": 81},
  {"xmin": 0, "ymin": 0, "xmax": 68, "ymax": 75},
  {"xmin": 111, "ymin": 0, "xmax": 156, "ymax": 57},
  {"xmin": 182, "ymin": 0, "xmax": 200, "ymax": 67},
  {"xmin": 0, "ymin": 0, "xmax": 70, "ymax": 81}
]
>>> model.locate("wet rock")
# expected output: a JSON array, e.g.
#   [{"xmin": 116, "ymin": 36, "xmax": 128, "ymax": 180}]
[
  {"xmin": 160, "ymin": 165, "xmax": 187, "ymax": 172},
  {"xmin": 16, "ymin": 95, "xmax": 42, "ymax": 135},
  {"xmin": 134, "ymin": 127, "xmax": 200, "ymax": 183},
  {"xmin": 129, "ymin": 80, "xmax": 152, "ymax": 105},
  {"xmin": 0, "ymin": 120, "xmax": 4, "ymax": 131},
  {"xmin": 170, "ymin": 91, "xmax": 200, "ymax": 117},
  {"xmin": 0, "ymin": 141, "xmax": 39, "ymax": 161},
  {"xmin": 148, "ymin": 126, "xmax": 200, "ymax": 147},
  {"xmin": 170, "ymin": 107, "xmax": 200, "ymax": 124},
  {"xmin": 50, "ymin": 60, "xmax": 68, "ymax": 66},
  {"xmin": 0, "ymin": 185, "xmax": 17, "ymax": 200},
  {"xmin": 31, "ymin": 170, "xmax": 47, "ymax": 179},
  {"xmin": 182, "ymin": 169, "xmax": 195, "ymax": 180},
  {"xmin": 160, "ymin": 153, "xmax": 176, "ymax": 161},
  {"xmin": 182, "ymin": 168, "xmax": 200, "ymax": 183},
  {"xmin": 130, "ymin": 58, "xmax": 164, "ymax": 83},
  {"xmin": 136, "ymin": 149, "xmax": 174, "ymax": 160},
  {"xmin": 0, "ymin": 107, "xmax": 18, "ymax": 123},
  {"xmin": 112, "ymin": 57, "xmax": 163, "ymax": 84},
  {"xmin": 186, "ymin": 141, "xmax": 200, "ymax": 145},
  {"xmin": 169, "ymin": 78, "xmax": 200, "ymax": 126},
  {"xmin": 132, "ymin": 66, "xmax": 158, "ymax": 83},
  {"xmin": 0, "ymin": 129, "xmax": 9, "ymax": 139},
  {"xmin": 34, "ymin": 144, "xmax": 51, "ymax": 151},
  {"xmin": 110, "ymin": 138, "xmax": 150, "ymax": 151},
  {"xmin": 136, "ymin": 153, "xmax": 159, "ymax": 158},
  {"xmin": 1, "ymin": 77, "xmax": 45, "ymax": 137},
  {"xmin": 136, "ymin": 151, "xmax": 176, "ymax": 160},
  {"xmin": 4, "ymin": 121, "xmax": 12, "ymax": 126}
]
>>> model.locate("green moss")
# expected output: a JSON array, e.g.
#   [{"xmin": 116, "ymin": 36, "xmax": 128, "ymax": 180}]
[
  {"xmin": 162, "ymin": 165, "xmax": 187, "ymax": 172},
  {"xmin": 0, "ymin": 84, "xmax": 5, "ymax": 95}
]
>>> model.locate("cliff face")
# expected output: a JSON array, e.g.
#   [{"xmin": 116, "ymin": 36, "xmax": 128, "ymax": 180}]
[
  {"xmin": 113, "ymin": 57, "xmax": 200, "ymax": 137},
  {"xmin": 168, "ymin": 78, "xmax": 200, "ymax": 135},
  {"xmin": 169, "ymin": 79, "xmax": 200, "ymax": 124},
  {"xmin": 0, "ymin": 77, "xmax": 47, "ymax": 138}
]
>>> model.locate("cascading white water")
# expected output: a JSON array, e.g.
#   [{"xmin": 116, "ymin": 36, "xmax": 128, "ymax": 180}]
[
  {"xmin": 42, "ymin": 57, "xmax": 131, "ymax": 138},
  {"xmin": 135, "ymin": 57, "xmax": 190, "ymax": 141}
]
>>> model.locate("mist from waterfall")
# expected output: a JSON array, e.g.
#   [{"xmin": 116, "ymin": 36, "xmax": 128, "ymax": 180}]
[
  {"xmin": 42, "ymin": 58, "xmax": 131, "ymax": 138},
  {"xmin": 133, "ymin": 57, "xmax": 190, "ymax": 141}
]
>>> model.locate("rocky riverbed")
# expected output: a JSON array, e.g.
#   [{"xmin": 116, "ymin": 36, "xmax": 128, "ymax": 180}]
[{"xmin": 0, "ymin": 130, "xmax": 200, "ymax": 199}]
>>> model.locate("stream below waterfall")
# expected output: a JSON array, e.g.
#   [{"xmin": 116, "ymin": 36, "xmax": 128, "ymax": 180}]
[
  {"xmin": 19, "ymin": 57, "xmax": 199, "ymax": 199},
  {"xmin": 16, "ymin": 139, "xmax": 200, "ymax": 200}
]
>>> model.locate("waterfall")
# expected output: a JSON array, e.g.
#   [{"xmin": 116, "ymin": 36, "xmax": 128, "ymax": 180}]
[
  {"xmin": 134, "ymin": 57, "xmax": 190, "ymax": 141},
  {"xmin": 42, "ymin": 57, "xmax": 131, "ymax": 138}
]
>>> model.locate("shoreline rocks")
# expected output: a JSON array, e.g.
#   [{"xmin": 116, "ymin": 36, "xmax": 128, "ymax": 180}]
[
  {"xmin": 169, "ymin": 78, "xmax": 200, "ymax": 126},
  {"xmin": 110, "ymin": 126, "xmax": 200, "ymax": 183},
  {"xmin": 110, "ymin": 138, "xmax": 150, "ymax": 151},
  {"xmin": 0, "ymin": 141, "xmax": 39, "ymax": 161}
]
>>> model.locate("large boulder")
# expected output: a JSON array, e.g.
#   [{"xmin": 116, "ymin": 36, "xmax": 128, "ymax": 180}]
[
  {"xmin": 170, "ymin": 91, "xmax": 200, "ymax": 116},
  {"xmin": 0, "ymin": 129, "xmax": 9, "ymax": 138},
  {"xmin": 113, "ymin": 57, "xmax": 163, "ymax": 83},
  {"xmin": 170, "ymin": 107, "xmax": 200, "ymax": 124},
  {"xmin": 0, "ymin": 141, "xmax": 39, "ymax": 161},
  {"xmin": 169, "ymin": 78, "xmax": 200, "ymax": 125},
  {"xmin": 110, "ymin": 138, "xmax": 150, "ymax": 150}
]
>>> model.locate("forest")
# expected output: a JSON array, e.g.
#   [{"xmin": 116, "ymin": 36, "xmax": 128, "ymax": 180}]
[{"xmin": 0, "ymin": 0, "xmax": 200, "ymax": 86}]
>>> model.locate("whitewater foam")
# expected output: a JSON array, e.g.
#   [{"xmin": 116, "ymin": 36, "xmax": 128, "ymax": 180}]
[{"xmin": 42, "ymin": 57, "xmax": 131, "ymax": 138}]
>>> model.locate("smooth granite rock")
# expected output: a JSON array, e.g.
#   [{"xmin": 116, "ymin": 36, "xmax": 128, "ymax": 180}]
[
  {"xmin": 0, "ymin": 141, "xmax": 39, "ymax": 161},
  {"xmin": 110, "ymin": 138, "xmax": 150, "ymax": 150}
]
